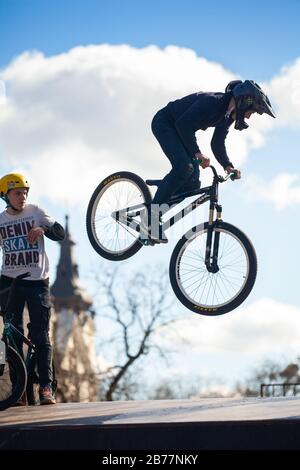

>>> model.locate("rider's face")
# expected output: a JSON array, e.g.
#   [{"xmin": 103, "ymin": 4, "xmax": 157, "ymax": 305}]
[{"xmin": 7, "ymin": 188, "xmax": 28, "ymax": 211}]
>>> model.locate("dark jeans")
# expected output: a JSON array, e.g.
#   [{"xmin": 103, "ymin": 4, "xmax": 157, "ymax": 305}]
[
  {"xmin": 0, "ymin": 275, "xmax": 53, "ymax": 387},
  {"xmin": 151, "ymin": 108, "xmax": 200, "ymax": 205}
]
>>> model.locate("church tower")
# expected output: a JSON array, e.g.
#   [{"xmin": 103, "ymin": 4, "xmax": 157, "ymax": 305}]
[{"xmin": 51, "ymin": 215, "xmax": 98, "ymax": 402}]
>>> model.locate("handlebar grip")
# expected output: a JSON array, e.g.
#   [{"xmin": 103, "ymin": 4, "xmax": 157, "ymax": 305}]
[{"xmin": 230, "ymin": 170, "xmax": 239, "ymax": 181}]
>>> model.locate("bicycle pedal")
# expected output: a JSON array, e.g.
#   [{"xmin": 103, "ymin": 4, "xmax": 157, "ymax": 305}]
[{"xmin": 139, "ymin": 238, "xmax": 156, "ymax": 246}]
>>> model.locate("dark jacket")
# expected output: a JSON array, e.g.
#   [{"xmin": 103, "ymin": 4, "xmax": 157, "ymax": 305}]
[{"xmin": 165, "ymin": 91, "xmax": 234, "ymax": 169}]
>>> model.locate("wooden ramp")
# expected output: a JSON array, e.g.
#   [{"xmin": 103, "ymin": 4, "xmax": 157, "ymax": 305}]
[{"xmin": 1, "ymin": 397, "xmax": 300, "ymax": 450}]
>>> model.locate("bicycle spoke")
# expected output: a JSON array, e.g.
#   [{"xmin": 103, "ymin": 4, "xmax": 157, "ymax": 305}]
[
  {"xmin": 91, "ymin": 179, "xmax": 145, "ymax": 255},
  {"xmin": 0, "ymin": 356, "xmax": 16, "ymax": 403},
  {"xmin": 176, "ymin": 227, "xmax": 249, "ymax": 308}
]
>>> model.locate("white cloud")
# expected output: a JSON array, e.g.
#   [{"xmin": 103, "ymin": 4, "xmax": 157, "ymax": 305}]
[
  {"xmin": 268, "ymin": 57, "xmax": 300, "ymax": 128},
  {"xmin": 156, "ymin": 298, "xmax": 300, "ymax": 358},
  {"xmin": 244, "ymin": 173, "xmax": 300, "ymax": 210},
  {"xmin": 0, "ymin": 44, "xmax": 277, "ymax": 207},
  {"xmin": 0, "ymin": 80, "xmax": 6, "ymax": 100}
]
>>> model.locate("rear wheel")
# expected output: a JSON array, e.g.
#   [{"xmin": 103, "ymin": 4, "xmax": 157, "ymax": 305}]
[
  {"xmin": 169, "ymin": 222, "xmax": 257, "ymax": 315},
  {"xmin": 86, "ymin": 172, "xmax": 152, "ymax": 261},
  {"xmin": 0, "ymin": 345, "xmax": 27, "ymax": 411}
]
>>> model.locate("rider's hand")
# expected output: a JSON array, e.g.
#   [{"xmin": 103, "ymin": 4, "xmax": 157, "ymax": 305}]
[
  {"xmin": 225, "ymin": 166, "xmax": 241, "ymax": 179},
  {"xmin": 27, "ymin": 226, "xmax": 45, "ymax": 244},
  {"xmin": 195, "ymin": 153, "xmax": 210, "ymax": 169}
]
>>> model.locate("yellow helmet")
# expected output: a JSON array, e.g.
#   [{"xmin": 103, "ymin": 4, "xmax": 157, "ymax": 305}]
[{"xmin": 0, "ymin": 173, "xmax": 30, "ymax": 198}]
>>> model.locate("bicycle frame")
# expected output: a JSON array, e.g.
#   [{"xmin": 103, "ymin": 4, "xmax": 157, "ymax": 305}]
[
  {"xmin": 114, "ymin": 166, "xmax": 233, "ymax": 272},
  {"xmin": 1, "ymin": 320, "xmax": 36, "ymax": 371}
]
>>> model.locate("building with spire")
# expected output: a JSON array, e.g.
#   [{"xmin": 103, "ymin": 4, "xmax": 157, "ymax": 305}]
[{"xmin": 51, "ymin": 215, "xmax": 98, "ymax": 402}]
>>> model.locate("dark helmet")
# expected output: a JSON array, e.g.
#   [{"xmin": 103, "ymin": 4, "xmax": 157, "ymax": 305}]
[
  {"xmin": 225, "ymin": 80, "xmax": 243, "ymax": 93},
  {"xmin": 227, "ymin": 79, "xmax": 276, "ymax": 131}
]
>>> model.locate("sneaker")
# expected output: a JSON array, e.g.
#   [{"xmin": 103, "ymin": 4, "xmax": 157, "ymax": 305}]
[{"xmin": 39, "ymin": 385, "xmax": 56, "ymax": 405}]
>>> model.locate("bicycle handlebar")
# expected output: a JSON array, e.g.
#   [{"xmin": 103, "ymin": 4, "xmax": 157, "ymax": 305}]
[
  {"xmin": 208, "ymin": 165, "xmax": 238, "ymax": 183},
  {"xmin": 15, "ymin": 272, "xmax": 31, "ymax": 280},
  {"xmin": 0, "ymin": 272, "xmax": 31, "ymax": 317},
  {"xmin": 0, "ymin": 272, "xmax": 31, "ymax": 295}
]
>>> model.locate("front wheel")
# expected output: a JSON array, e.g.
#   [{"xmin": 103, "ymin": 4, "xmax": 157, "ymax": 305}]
[
  {"xmin": 86, "ymin": 172, "xmax": 152, "ymax": 261},
  {"xmin": 169, "ymin": 222, "xmax": 257, "ymax": 316},
  {"xmin": 0, "ymin": 345, "xmax": 27, "ymax": 411}
]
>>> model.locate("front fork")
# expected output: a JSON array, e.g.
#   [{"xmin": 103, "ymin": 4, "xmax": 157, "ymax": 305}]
[{"xmin": 205, "ymin": 203, "xmax": 223, "ymax": 273}]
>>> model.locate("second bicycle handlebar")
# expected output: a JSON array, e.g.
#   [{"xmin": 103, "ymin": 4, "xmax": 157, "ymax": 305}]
[
  {"xmin": 1, "ymin": 272, "xmax": 31, "ymax": 318},
  {"xmin": 208, "ymin": 165, "xmax": 238, "ymax": 183}
]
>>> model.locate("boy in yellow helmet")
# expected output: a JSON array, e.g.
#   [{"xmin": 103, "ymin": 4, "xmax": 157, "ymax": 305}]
[{"xmin": 0, "ymin": 173, "xmax": 65, "ymax": 405}]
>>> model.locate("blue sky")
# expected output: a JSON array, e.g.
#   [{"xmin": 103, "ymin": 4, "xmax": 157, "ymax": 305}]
[
  {"xmin": 1, "ymin": 0, "xmax": 300, "ymax": 393},
  {"xmin": 1, "ymin": 0, "xmax": 300, "ymax": 79}
]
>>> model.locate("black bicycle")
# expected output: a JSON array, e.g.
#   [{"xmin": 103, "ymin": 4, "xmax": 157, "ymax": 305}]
[
  {"xmin": 86, "ymin": 166, "xmax": 257, "ymax": 316},
  {"xmin": 0, "ymin": 273, "xmax": 57, "ymax": 411}
]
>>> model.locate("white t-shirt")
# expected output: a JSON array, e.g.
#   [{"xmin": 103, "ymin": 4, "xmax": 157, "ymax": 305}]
[{"xmin": 0, "ymin": 204, "xmax": 55, "ymax": 280}]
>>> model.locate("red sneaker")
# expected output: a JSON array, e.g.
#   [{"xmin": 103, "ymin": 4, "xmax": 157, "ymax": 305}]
[{"xmin": 39, "ymin": 385, "xmax": 56, "ymax": 405}]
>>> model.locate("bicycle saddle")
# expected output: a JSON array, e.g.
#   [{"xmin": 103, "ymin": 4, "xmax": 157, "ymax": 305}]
[{"xmin": 146, "ymin": 179, "xmax": 161, "ymax": 186}]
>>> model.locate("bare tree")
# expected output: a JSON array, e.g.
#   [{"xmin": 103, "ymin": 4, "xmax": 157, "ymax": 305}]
[
  {"xmin": 148, "ymin": 377, "xmax": 204, "ymax": 400},
  {"xmin": 236, "ymin": 357, "xmax": 300, "ymax": 397},
  {"xmin": 91, "ymin": 265, "xmax": 179, "ymax": 401}
]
